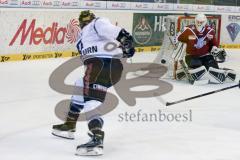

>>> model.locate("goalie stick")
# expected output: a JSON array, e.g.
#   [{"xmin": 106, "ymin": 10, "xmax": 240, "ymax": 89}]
[
  {"xmin": 173, "ymin": 43, "xmax": 184, "ymax": 79},
  {"xmin": 157, "ymin": 81, "xmax": 240, "ymax": 106},
  {"xmin": 179, "ymin": 59, "xmax": 194, "ymax": 84}
]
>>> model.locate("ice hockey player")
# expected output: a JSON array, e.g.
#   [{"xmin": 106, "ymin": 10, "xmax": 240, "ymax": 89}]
[
  {"xmin": 176, "ymin": 13, "xmax": 236, "ymax": 84},
  {"xmin": 52, "ymin": 10, "xmax": 135, "ymax": 156}
]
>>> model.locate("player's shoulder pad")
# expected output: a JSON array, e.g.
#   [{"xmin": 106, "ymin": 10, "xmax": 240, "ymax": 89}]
[
  {"xmin": 205, "ymin": 25, "xmax": 215, "ymax": 31},
  {"xmin": 93, "ymin": 17, "xmax": 112, "ymax": 34},
  {"xmin": 94, "ymin": 17, "xmax": 111, "ymax": 26},
  {"xmin": 180, "ymin": 25, "xmax": 194, "ymax": 34},
  {"xmin": 205, "ymin": 25, "xmax": 215, "ymax": 34},
  {"xmin": 183, "ymin": 25, "xmax": 194, "ymax": 30}
]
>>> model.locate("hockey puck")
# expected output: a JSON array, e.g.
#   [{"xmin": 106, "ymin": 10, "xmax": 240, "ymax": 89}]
[{"xmin": 161, "ymin": 59, "xmax": 166, "ymax": 64}]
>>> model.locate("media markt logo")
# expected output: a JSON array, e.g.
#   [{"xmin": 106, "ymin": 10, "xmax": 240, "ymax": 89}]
[
  {"xmin": 9, "ymin": 19, "xmax": 80, "ymax": 46},
  {"xmin": 226, "ymin": 23, "xmax": 240, "ymax": 42},
  {"xmin": 133, "ymin": 16, "xmax": 152, "ymax": 45},
  {"xmin": 66, "ymin": 19, "xmax": 80, "ymax": 43}
]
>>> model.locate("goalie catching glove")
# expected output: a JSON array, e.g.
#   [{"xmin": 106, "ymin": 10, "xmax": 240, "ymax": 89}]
[
  {"xmin": 117, "ymin": 29, "xmax": 135, "ymax": 58},
  {"xmin": 211, "ymin": 46, "xmax": 227, "ymax": 63}
]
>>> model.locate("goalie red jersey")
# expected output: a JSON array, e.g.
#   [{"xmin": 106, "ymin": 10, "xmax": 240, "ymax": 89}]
[{"xmin": 177, "ymin": 24, "xmax": 218, "ymax": 57}]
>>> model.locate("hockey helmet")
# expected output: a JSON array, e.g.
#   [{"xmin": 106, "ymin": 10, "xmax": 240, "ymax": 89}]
[
  {"xmin": 78, "ymin": 10, "xmax": 96, "ymax": 29},
  {"xmin": 195, "ymin": 13, "xmax": 207, "ymax": 32}
]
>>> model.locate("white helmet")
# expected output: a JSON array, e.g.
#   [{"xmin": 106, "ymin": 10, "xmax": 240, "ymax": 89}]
[{"xmin": 195, "ymin": 13, "xmax": 207, "ymax": 32}]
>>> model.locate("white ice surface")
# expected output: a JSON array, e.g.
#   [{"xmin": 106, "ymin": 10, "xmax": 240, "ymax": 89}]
[{"xmin": 0, "ymin": 49, "xmax": 240, "ymax": 160}]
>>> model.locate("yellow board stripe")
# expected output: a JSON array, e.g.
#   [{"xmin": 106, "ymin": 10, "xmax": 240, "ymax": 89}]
[
  {"xmin": 0, "ymin": 51, "xmax": 80, "ymax": 62},
  {"xmin": 220, "ymin": 44, "xmax": 240, "ymax": 49},
  {"xmin": 0, "ymin": 47, "xmax": 161, "ymax": 63},
  {"xmin": 0, "ymin": 44, "xmax": 238, "ymax": 63},
  {"xmin": 135, "ymin": 46, "xmax": 160, "ymax": 52}
]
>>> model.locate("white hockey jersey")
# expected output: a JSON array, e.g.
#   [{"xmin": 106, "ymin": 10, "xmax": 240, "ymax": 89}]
[{"xmin": 76, "ymin": 17, "xmax": 123, "ymax": 61}]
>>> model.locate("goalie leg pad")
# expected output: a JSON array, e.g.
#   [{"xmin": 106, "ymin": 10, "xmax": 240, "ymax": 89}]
[
  {"xmin": 188, "ymin": 66, "xmax": 208, "ymax": 81},
  {"xmin": 176, "ymin": 68, "xmax": 187, "ymax": 80},
  {"xmin": 208, "ymin": 67, "xmax": 226, "ymax": 84},
  {"xmin": 224, "ymin": 69, "xmax": 236, "ymax": 83}
]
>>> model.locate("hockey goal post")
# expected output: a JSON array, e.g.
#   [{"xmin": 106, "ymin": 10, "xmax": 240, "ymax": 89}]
[{"xmin": 158, "ymin": 14, "xmax": 221, "ymax": 79}]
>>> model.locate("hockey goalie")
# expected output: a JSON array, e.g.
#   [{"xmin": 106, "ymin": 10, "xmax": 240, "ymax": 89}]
[{"xmin": 173, "ymin": 13, "xmax": 236, "ymax": 84}]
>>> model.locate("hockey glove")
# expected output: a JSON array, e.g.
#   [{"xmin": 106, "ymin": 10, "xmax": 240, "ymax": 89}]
[
  {"xmin": 121, "ymin": 46, "xmax": 135, "ymax": 58},
  {"xmin": 117, "ymin": 29, "xmax": 135, "ymax": 58},
  {"xmin": 211, "ymin": 46, "xmax": 226, "ymax": 63}
]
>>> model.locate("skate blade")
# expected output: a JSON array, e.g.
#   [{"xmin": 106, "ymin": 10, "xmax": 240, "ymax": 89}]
[
  {"xmin": 75, "ymin": 147, "xmax": 103, "ymax": 156},
  {"xmin": 52, "ymin": 129, "xmax": 75, "ymax": 140}
]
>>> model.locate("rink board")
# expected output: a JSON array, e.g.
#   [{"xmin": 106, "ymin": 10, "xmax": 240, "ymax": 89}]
[
  {"xmin": 0, "ymin": 8, "xmax": 240, "ymax": 62},
  {"xmin": 0, "ymin": 9, "xmax": 132, "ymax": 55}
]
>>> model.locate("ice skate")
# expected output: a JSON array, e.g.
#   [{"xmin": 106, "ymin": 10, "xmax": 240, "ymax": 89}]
[
  {"xmin": 52, "ymin": 120, "xmax": 76, "ymax": 140},
  {"xmin": 76, "ymin": 130, "xmax": 104, "ymax": 156}
]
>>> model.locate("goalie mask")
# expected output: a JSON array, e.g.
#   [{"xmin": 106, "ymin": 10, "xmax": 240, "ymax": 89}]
[
  {"xmin": 79, "ymin": 10, "xmax": 96, "ymax": 29},
  {"xmin": 195, "ymin": 13, "xmax": 207, "ymax": 32}
]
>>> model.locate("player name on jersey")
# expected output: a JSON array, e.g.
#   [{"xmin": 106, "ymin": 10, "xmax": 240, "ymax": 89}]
[{"xmin": 81, "ymin": 46, "xmax": 98, "ymax": 55}]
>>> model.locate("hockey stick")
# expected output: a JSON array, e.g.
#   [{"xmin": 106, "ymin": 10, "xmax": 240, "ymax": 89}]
[
  {"xmin": 159, "ymin": 81, "xmax": 240, "ymax": 106},
  {"xmin": 179, "ymin": 59, "xmax": 209, "ymax": 85},
  {"xmin": 179, "ymin": 59, "xmax": 194, "ymax": 84},
  {"xmin": 172, "ymin": 43, "xmax": 184, "ymax": 79}
]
